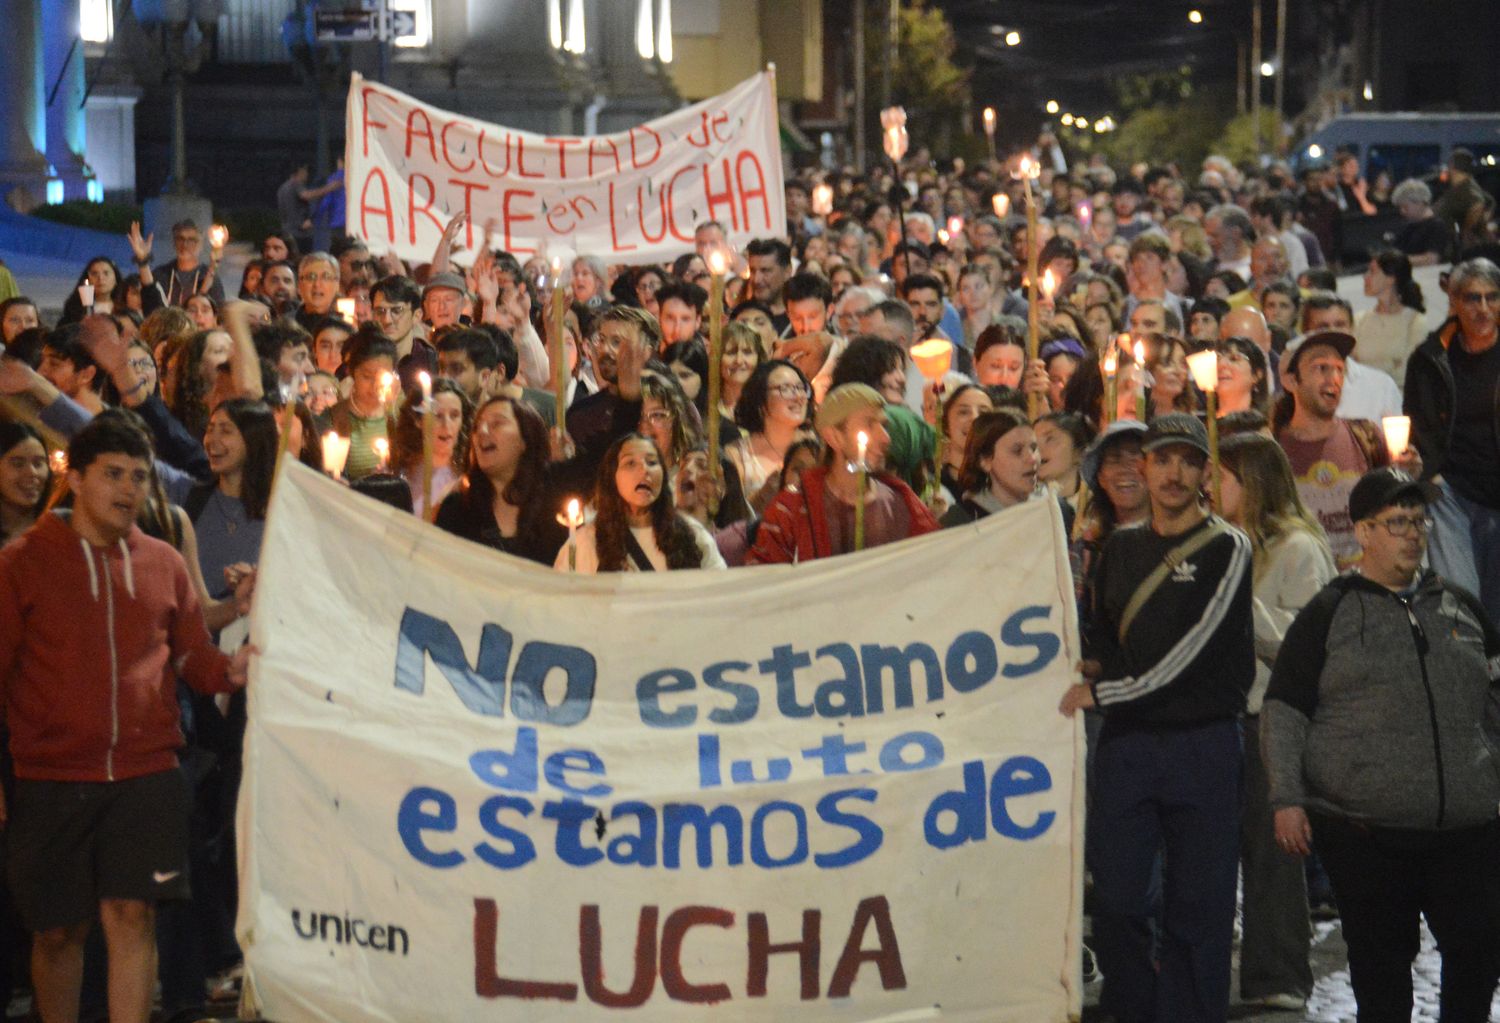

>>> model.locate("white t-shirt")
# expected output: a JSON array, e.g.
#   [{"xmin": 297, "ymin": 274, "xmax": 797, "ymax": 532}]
[{"xmin": 554, "ymin": 516, "xmax": 727, "ymax": 573}]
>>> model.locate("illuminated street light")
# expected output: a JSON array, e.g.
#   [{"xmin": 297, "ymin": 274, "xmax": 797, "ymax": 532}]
[
  {"xmin": 1307, "ymin": 143, "xmax": 1324, "ymax": 159},
  {"xmin": 1363, "ymin": 81, "xmax": 1374, "ymax": 101},
  {"xmin": 1060, "ymin": 113, "xmax": 1075, "ymax": 126},
  {"xmin": 1076, "ymin": 117, "xmax": 1089, "ymax": 129},
  {"xmin": 1188, "ymin": 9, "xmax": 1203, "ymax": 23},
  {"xmin": 1005, "ymin": 30, "xmax": 1020, "ymax": 46},
  {"xmin": 1045, "ymin": 100, "xmax": 1060, "ymax": 114},
  {"xmin": 1259, "ymin": 61, "xmax": 1275, "ymax": 77}
]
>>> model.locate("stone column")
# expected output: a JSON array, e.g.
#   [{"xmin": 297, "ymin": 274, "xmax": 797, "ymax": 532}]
[
  {"xmin": 43, "ymin": 0, "xmax": 93, "ymax": 199},
  {"xmin": 0, "ymin": 0, "xmax": 52, "ymax": 208}
]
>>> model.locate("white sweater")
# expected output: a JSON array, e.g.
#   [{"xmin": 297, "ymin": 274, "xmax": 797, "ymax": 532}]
[
  {"xmin": 554, "ymin": 516, "xmax": 727, "ymax": 573},
  {"xmin": 1248, "ymin": 527, "xmax": 1336, "ymax": 713}
]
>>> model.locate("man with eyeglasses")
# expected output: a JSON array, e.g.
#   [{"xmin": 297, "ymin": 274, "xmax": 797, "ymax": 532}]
[
  {"xmin": 1262, "ymin": 466, "xmax": 1500, "ymax": 1023},
  {"xmin": 1405, "ymin": 257, "xmax": 1500, "ymax": 624},
  {"xmin": 1273, "ymin": 330, "xmax": 1400, "ymax": 571},
  {"xmin": 292, "ymin": 253, "xmax": 341, "ymax": 333},
  {"xmin": 153, "ymin": 219, "xmax": 224, "ymax": 307},
  {"xmin": 370, "ymin": 275, "xmax": 436, "ymax": 387}
]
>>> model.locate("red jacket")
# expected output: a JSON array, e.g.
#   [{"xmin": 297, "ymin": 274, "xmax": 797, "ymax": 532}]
[
  {"xmin": 747, "ymin": 465, "xmax": 939, "ymax": 564},
  {"xmin": 0, "ymin": 513, "xmax": 235, "ymax": 782}
]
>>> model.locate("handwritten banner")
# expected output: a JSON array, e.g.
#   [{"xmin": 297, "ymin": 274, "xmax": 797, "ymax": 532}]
[
  {"xmin": 344, "ymin": 72, "xmax": 786, "ymax": 265},
  {"xmin": 238, "ymin": 462, "xmax": 1084, "ymax": 1022}
]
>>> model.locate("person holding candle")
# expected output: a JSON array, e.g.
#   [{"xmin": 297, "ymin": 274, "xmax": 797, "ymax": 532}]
[
  {"xmin": 1214, "ymin": 335, "xmax": 1271, "ymax": 418},
  {"xmin": 1271, "ymin": 331, "xmax": 1395, "ymax": 571},
  {"xmin": 326, "ymin": 329, "xmax": 397, "ymax": 482},
  {"xmin": 1146, "ymin": 335, "xmax": 1199, "ymax": 418},
  {"xmin": 748, "ymin": 383, "xmax": 938, "ymax": 564},
  {"xmin": 570, "ymin": 255, "xmax": 610, "ymax": 310},
  {"xmin": 717, "ymin": 321, "xmax": 767, "ymax": 424},
  {"xmin": 435, "ymin": 396, "xmax": 566, "ymax": 565},
  {"xmin": 153, "ymin": 219, "xmax": 225, "ymax": 308},
  {"xmin": 393, "ymin": 378, "xmax": 471, "ymax": 519},
  {"xmin": 828, "ymin": 336, "xmax": 938, "ymax": 495},
  {"xmin": 59, "ymin": 257, "xmax": 122, "ymax": 325},
  {"xmin": 1214, "ymin": 432, "xmax": 1335, "ymax": 1014},
  {"xmin": 0, "ymin": 422, "xmax": 50, "ymax": 546},
  {"xmin": 554, "ymin": 434, "xmax": 724, "ymax": 573},
  {"xmin": 728, "ymin": 360, "xmax": 814, "ymax": 513},
  {"xmin": 973, "ymin": 324, "xmax": 1029, "ymax": 390},
  {"xmin": 1060, "ymin": 412, "xmax": 1254, "ymax": 1023}
]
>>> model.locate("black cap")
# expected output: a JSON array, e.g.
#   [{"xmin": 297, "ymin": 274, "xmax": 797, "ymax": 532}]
[
  {"xmin": 1347, "ymin": 467, "xmax": 1440, "ymax": 524},
  {"xmin": 1082, "ymin": 419, "xmax": 1149, "ymax": 492},
  {"xmin": 1142, "ymin": 412, "xmax": 1209, "ymax": 458},
  {"xmin": 1282, "ymin": 330, "xmax": 1355, "ymax": 375}
]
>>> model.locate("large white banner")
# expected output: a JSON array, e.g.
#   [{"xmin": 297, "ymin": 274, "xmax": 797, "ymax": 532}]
[
  {"xmin": 238, "ymin": 462, "xmax": 1084, "ymax": 1022},
  {"xmin": 344, "ymin": 72, "xmax": 786, "ymax": 265}
]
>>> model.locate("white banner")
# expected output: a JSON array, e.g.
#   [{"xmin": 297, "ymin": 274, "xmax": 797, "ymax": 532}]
[
  {"xmin": 238, "ymin": 462, "xmax": 1084, "ymax": 1022},
  {"xmin": 344, "ymin": 72, "xmax": 786, "ymax": 265}
]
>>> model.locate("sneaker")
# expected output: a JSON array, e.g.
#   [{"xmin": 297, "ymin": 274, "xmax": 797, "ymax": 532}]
[
  {"xmin": 1247, "ymin": 993, "xmax": 1307, "ymax": 1011},
  {"xmin": 1081, "ymin": 943, "xmax": 1104, "ymax": 984}
]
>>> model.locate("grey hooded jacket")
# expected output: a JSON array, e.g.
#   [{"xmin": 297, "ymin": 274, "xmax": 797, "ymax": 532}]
[{"xmin": 1263, "ymin": 571, "xmax": 1500, "ymax": 831}]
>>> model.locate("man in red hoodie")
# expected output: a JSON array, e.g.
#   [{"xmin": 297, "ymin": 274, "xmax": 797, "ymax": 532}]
[
  {"xmin": 0, "ymin": 414, "xmax": 253, "ymax": 1023},
  {"xmin": 748, "ymin": 382, "xmax": 939, "ymax": 563}
]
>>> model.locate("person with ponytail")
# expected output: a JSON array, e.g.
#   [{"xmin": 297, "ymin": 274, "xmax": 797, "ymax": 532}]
[
  {"xmin": 555, "ymin": 433, "xmax": 725, "ymax": 572},
  {"xmin": 1356, "ymin": 248, "xmax": 1427, "ymax": 385}
]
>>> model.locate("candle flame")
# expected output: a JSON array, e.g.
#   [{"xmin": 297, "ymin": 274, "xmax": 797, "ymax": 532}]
[
  {"xmin": 1102, "ymin": 351, "xmax": 1117, "ymax": 374},
  {"xmin": 857, "ymin": 431, "xmax": 869, "ymax": 453},
  {"xmin": 992, "ymin": 193, "xmax": 1010, "ymax": 218},
  {"xmin": 946, "ymin": 215, "xmax": 964, "ymax": 237},
  {"xmin": 1133, "ymin": 340, "xmax": 1146, "ymax": 365},
  {"xmin": 558, "ymin": 496, "xmax": 586, "ymax": 528},
  {"xmin": 937, "ymin": 229, "xmax": 949, "ymax": 245},
  {"xmin": 1185, "ymin": 349, "xmax": 1219, "ymax": 392},
  {"xmin": 372, "ymin": 437, "xmax": 389, "ymax": 465},
  {"xmin": 417, "ymin": 370, "xmax": 431, "ymax": 390},
  {"xmin": 50, "ymin": 450, "xmax": 67, "ymax": 473},
  {"xmin": 210, "ymin": 224, "xmax": 229, "ymax": 248},
  {"xmin": 983, "ymin": 106, "xmax": 996, "ymax": 130},
  {"xmin": 707, "ymin": 249, "xmax": 727, "ymax": 276},
  {"xmin": 811, "ymin": 183, "xmax": 834, "ymax": 216},
  {"xmin": 1041, "ymin": 268, "xmax": 1057, "ymax": 299}
]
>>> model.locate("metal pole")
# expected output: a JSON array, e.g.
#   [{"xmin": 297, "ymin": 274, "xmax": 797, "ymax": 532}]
[
  {"xmin": 1236, "ymin": 37, "xmax": 1247, "ymax": 115},
  {"xmin": 1250, "ymin": 0, "xmax": 1262, "ymax": 156},
  {"xmin": 853, "ymin": 0, "xmax": 866, "ymax": 173},
  {"xmin": 1273, "ymin": 0, "xmax": 1287, "ymax": 144}
]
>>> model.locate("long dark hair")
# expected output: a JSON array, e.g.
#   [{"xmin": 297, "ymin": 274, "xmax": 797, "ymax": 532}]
[
  {"xmin": 169, "ymin": 328, "xmax": 225, "ymax": 439},
  {"xmin": 734, "ymin": 358, "xmax": 811, "ymax": 434},
  {"xmin": 60, "ymin": 257, "xmax": 122, "ymax": 323},
  {"xmin": 212, "ymin": 398, "xmax": 278, "ymax": 520},
  {"xmin": 1370, "ymin": 247, "xmax": 1424, "ymax": 313},
  {"xmin": 394, "ymin": 378, "xmax": 473, "ymax": 474},
  {"xmin": 593, "ymin": 434, "xmax": 701, "ymax": 571},
  {"xmin": 461, "ymin": 395, "xmax": 552, "ymax": 535},
  {"xmin": 958, "ymin": 408, "xmax": 1031, "ymax": 494},
  {"xmin": 0, "ymin": 422, "xmax": 51, "ymax": 536}
]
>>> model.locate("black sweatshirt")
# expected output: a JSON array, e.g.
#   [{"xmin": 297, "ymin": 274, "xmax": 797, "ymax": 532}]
[{"xmin": 1086, "ymin": 516, "xmax": 1255, "ymax": 731}]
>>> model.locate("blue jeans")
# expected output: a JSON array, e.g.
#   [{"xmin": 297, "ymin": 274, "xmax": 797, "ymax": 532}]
[
  {"xmin": 1089, "ymin": 719, "xmax": 1242, "ymax": 1023},
  {"xmin": 1429, "ymin": 479, "xmax": 1500, "ymax": 627}
]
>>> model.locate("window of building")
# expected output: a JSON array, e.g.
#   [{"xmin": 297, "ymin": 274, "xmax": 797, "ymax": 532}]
[{"xmin": 81, "ymin": 0, "xmax": 114, "ymax": 43}]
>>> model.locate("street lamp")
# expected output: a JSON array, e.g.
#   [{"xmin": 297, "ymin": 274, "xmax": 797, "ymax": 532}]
[
  {"xmin": 1188, "ymin": 9, "xmax": 1203, "ymax": 23},
  {"xmin": 1005, "ymin": 30, "xmax": 1020, "ymax": 46},
  {"xmin": 1045, "ymin": 99, "xmax": 1059, "ymax": 114},
  {"xmin": 1060, "ymin": 113, "xmax": 1074, "ymax": 126},
  {"xmin": 1259, "ymin": 61, "xmax": 1275, "ymax": 78}
]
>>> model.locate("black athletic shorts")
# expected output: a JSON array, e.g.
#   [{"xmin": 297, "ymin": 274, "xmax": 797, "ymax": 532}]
[{"xmin": 5, "ymin": 767, "xmax": 191, "ymax": 932}]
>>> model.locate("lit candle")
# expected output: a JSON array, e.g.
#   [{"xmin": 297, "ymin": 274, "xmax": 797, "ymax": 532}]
[
  {"xmin": 1133, "ymin": 338, "xmax": 1148, "ymax": 423},
  {"xmin": 992, "ymin": 192, "xmax": 1010, "ymax": 219},
  {"xmin": 378, "ymin": 370, "xmax": 396, "ymax": 409},
  {"xmin": 1017, "ymin": 154, "xmax": 1042, "ymax": 419},
  {"xmin": 937, "ymin": 229, "xmax": 950, "ymax": 246},
  {"xmin": 811, "ymin": 183, "xmax": 834, "ymax": 217},
  {"xmin": 1101, "ymin": 348, "xmax": 1118, "ymax": 427},
  {"xmin": 1078, "ymin": 202, "xmax": 1093, "ymax": 229},
  {"xmin": 49, "ymin": 450, "xmax": 67, "ymax": 474},
  {"xmin": 209, "ymin": 224, "xmax": 229, "ymax": 250},
  {"xmin": 982, "ymin": 107, "xmax": 997, "ymax": 161},
  {"xmin": 556, "ymin": 497, "xmax": 585, "ymax": 572},
  {"xmin": 1185, "ymin": 349, "xmax": 1221, "ymax": 507},
  {"xmin": 78, "ymin": 281, "xmax": 95, "ymax": 310},
  {"xmin": 373, "ymin": 436, "xmax": 390, "ymax": 472},
  {"xmin": 321, "ymin": 431, "xmax": 351, "ymax": 479},
  {"xmin": 549, "ymin": 257, "xmax": 568, "ymax": 441},
  {"xmin": 946, "ymin": 215, "xmax": 965, "ymax": 239},
  {"xmin": 1041, "ymin": 268, "xmax": 1057, "ymax": 304},
  {"xmin": 418, "ymin": 370, "xmax": 435, "ymax": 520},
  {"xmin": 706, "ymin": 248, "xmax": 727, "ymax": 515},
  {"xmin": 336, "ymin": 297, "xmax": 357, "ymax": 323},
  {"xmin": 1381, "ymin": 415, "xmax": 1411, "ymax": 460},
  {"xmin": 854, "ymin": 431, "xmax": 869, "ymax": 553},
  {"xmin": 911, "ymin": 338, "xmax": 952, "ymax": 496}
]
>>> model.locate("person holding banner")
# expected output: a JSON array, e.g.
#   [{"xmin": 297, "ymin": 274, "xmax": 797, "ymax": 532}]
[
  {"xmin": 435, "ymin": 395, "xmax": 565, "ymax": 565},
  {"xmin": 553, "ymin": 434, "xmax": 724, "ymax": 572},
  {"xmin": 0, "ymin": 415, "xmax": 254, "ymax": 1023},
  {"xmin": 748, "ymin": 383, "xmax": 938, "ymax": 563},
  {"xmin": 1060, "ymin": 411, "xmax": 1254, "ymax": 1023}
]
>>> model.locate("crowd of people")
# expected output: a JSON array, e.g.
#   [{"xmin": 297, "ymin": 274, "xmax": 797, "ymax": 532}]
[{"xmin": 0, "ymin": 134, "xmax": 1497, "ymax": 1023}]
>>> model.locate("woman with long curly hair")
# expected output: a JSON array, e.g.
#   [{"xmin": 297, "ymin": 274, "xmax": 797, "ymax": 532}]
[
  {"xmin": 435, "ymin": 395, "xmax": 566, "ymax": 564},
  {"xmin": 556, "ymin": 434, "xmax": 725, "ymax": 572},
  {"xmin": 392, "ymin": 377, "xmax": 472, "ymax": 518},
  {"xmin": 167, "ymin": 328, "xmax": 235, "ymax": 439},
  {"xmin": 182, "ymin": 398, "xmax": 278, "ymax": 602}
]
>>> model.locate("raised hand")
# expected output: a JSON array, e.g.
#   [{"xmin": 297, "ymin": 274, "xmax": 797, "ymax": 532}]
[{"xmin": 128, "ymin": 221, "xmax": 154, "ymax": 265}]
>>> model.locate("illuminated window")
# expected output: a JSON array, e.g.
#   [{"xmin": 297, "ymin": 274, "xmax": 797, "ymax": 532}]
[
  {"xmin": 391, "ymin": 0, "xmax": 431, "ymax": 48},
  {"xmin": 81, "ymin": 0, "xmax": 114, "ymax": 43}
]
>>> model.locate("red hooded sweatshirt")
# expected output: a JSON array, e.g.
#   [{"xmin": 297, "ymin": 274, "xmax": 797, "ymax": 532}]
[{"xmin": 0, "ymin": 512, "xmax": 236, "ymax": 782}]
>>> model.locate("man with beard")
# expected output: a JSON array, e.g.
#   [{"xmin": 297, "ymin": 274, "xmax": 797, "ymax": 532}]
[
  {"xmin": 259, "ymin": 261, "xmax": 298, "ymax": 318},
  {"xmin": 745, "ymin": 238, "xmax": 792, "ymax": 335},
  {"xmin": 1273, "ymin": 331, "xmax": 1394, "ymax": 570}
]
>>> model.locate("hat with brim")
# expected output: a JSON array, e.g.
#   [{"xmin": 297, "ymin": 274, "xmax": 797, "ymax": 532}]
[
  {"xmin": 1347, "ymin": 467, "xmax": 1441, "ymax": 524},
  {"xmin": 1283, "ymin": 330, "xmax": 1355, "ymax": 376},
  {"xmin": 1082, "ymin": 419, "xmax": 1149, "ymax": 492},
  {"xmin": 1142, "ymin": 411, "xmax": 1210, "ymax": 458},
  {"xmin": 422, "ymin": 271, "xmax": 468, "ymax": 301}
]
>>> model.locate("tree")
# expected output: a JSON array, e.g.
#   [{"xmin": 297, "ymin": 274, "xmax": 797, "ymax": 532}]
[{"xmin": 865, "ymin": 1, "xmax": 972, "ymax": 164}]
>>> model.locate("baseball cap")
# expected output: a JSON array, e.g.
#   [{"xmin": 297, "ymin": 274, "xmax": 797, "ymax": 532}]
[
  {"xmin": 1282, "ymin": 330, "xmax": 1355, "ymax": 375},
  {"xmin": 1082, "ymin": 419, "xmax": 1149, "ymax": 492},
  {"xmin": 1347, "ymin": 467, "xmax": 1440, "ymax": 524},
  {"xmin": 1142, "ymin": 412, "xmax": 1210, "ymax": 458},
  {"xmin": 422, "ymin": 271, "xmax": 467, "ymax": 300}
]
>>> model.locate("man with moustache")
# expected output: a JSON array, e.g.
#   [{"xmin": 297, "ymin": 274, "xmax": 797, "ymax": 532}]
[{"xmin": 1061, "ymin": 412, "xmax": 1254, "ymax": 1023}]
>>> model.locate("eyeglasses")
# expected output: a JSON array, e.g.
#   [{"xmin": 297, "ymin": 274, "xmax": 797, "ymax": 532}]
[
  {"xmin": 1459, "ymin": 291, "xmax": 1500, "ymax": 308},
  {"xmin": 1368, "ymin": 513, "xmax": 1433, "ymax": 538},
  {"xmin": 769, "ymin": 384, "xmax": 811, "ymax": 399},
  {"xmin": 127, "ymin": 357, "xmax": 155, "ymax": 374},
  {"xmin": 372, "ymin": 304, "xmax": 408, "ymax": 319},
  {"xmin": 299, "ymin": 272, "xmax": 338, "ymax": 284},
  {"xmin": 640, "ymin": 410, "xmax": 673, "ymax": 427}
]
